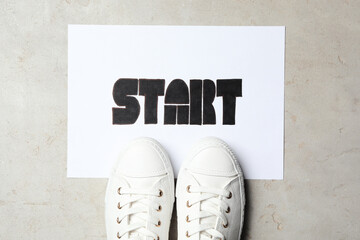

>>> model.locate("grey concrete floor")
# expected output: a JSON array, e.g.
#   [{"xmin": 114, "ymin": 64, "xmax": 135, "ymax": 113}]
[{"xmin": 1, "ymin": 0, "xmax": 360, "ymax": 239}]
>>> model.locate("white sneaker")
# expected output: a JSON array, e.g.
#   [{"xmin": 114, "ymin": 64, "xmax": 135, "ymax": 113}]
[
  {"xmin": 176, "ymin": 137, "xmax": 245, "ymax": 240},
  {"xmin": 105, "ymin": 138, "xmax": 175, "ymax": 240}
]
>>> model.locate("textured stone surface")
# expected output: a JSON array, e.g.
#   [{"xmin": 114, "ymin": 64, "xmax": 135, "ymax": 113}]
[{"xmin": 1, "ymin": 0, "xmax": 359, "ymax": 239}]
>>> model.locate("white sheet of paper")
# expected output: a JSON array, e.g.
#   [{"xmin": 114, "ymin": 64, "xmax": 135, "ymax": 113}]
[{"xmin": 68, "ymin": 25, "xmax": 285, "ymax": 179}]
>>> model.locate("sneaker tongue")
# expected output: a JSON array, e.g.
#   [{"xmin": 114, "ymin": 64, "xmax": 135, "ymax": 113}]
[
  {"xmin": 124, "ymin": 176, "xmax": 159, "ymax": 239},
  {"xmin": 129, "ymin": 233, "xmax": 145, "ymax": 240},
  {"xmin": 191, "ymin": 173, "xmax": 230, "ymax": 188},
  {"xmin": 192, "ymin": 173, "xmax": 231, "ymax": 240},
  {"xmin": 124, "ymin": 175, "xmax": 158, "ymax": 188}
]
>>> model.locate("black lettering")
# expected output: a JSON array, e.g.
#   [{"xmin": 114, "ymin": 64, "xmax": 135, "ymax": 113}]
[
  {"xmin": 164, "ymin": 79, "xmax": 189, "ymax": 124},
  {"xmin": 139, "ymin": 79, "xmax": 165, "ymax": 124},
  {"xmin": 190, "ymin": 80, "xmax": 202, "ymax": 125},
  {"xmin": 216, "ymin": 79, "xmax": 242, "ymax": 125},
  {"xmin": 112, "ymin": 78, "xmax": 140, "ymax": 124},
  {"xmin": 203, "ymin": 80, "xmax": 216, "ymax": 125},
  {"xmin": 164, "ymin": 105, "xmax": 176, "ymax": 125},
  {"xmin": 177, "ymin": 106, "xmax": 189, "ymax": 125}
]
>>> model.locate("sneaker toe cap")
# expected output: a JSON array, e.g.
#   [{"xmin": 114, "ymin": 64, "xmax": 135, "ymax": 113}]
[
  {"xmin": 115, "ymin": 138, "xmax": 169, "ymax": 177},
  {"xmin": 187, "ymin": 138, "xmax": 239, "ymax": 176}
]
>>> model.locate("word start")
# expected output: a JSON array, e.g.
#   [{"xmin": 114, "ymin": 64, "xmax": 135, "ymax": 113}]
[{"xmin": 112, "ymin": 78, "xmax": 242, "ymax": 125}]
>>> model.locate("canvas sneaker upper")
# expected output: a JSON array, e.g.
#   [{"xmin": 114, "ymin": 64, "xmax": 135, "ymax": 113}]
[
  {"xmin": 176, "ymin": 137, "xmax": 245, "ymax": 240},
  {"xmin": 105, "ymin": 138, "xmax": 174, "ymax": 240}
]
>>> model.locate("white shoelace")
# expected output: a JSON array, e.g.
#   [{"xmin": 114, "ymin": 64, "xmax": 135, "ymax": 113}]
[
  {"xmin": 116, "ymin": 187, "xmax": 162, "ymax": 240},
  {"xmin": 186, "ymin": 185, "xmax": 231, "ymax": 240}
]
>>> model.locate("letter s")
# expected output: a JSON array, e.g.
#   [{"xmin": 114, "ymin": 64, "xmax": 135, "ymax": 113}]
[{"xmin": 112, "ymin": 78, "xmax": 140, "ymax": 124}]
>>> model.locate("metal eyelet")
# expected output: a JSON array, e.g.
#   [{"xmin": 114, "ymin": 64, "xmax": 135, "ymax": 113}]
[
  {"xmin": 186, "ymin": 231, "xmax": 190, "ymax": 238},
  {"xmin": 158, "ymin": 189, "xmax": 163, "ymax": 197},
  {"xmin": 223, "ymin": 222, "xmax": 228, "ymax": 228},
  {"xmin": 225, "ymin": 206, "xmax": 230, "ymax": 213},
  {"xmin": 157, "ymin": 205, "xmax": 162, "ymax": 211},
  {"xmin": 117, "ymin": 187, "xmax": 121, "ymax": 195},
  {"xmin": 186, "ymin": 215, "xmax": 190, "ymax": 222},
  {"xmin": 186, "ymin": 200, "xmax": 192, "ymax": 208},
  {"xmin": 227, "ymin": 192, "xmax": 232, "ymax": 199},
  {"xmin": 117, "ymin": 232, "xmax": 121, "ymax": 239},
  {"xmin": 186, "ymin": 185, "xmax": 191, "ymax": 193},
  {"xmin": 116, "ymin": 217, "xmax": 121, "ymax": 224},
  {"xmin": 117, "ymin": 202, "xmax": 121, "ymax": 209},
  {"xmin": 156, "ymin": 220, "xmax": 161, "ymax": 227}
]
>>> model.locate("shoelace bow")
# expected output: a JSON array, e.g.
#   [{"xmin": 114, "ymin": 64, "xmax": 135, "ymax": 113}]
[
  {"xmin": 186, "ymin": 185, "xmax": 231, "ymax": 240},
  {"xmin": 116, "ymin": 187, "xmax": 162, "ymax": 240}
]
